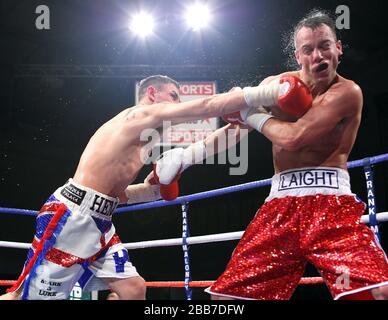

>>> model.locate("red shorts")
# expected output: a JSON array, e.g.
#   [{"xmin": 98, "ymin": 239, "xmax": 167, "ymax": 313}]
[{"xmin": 207, "ymin": 168, "xmax": 388, "ymax": 300}]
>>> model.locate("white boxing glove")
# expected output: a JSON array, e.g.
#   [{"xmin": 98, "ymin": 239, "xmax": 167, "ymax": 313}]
[{"xmin": 153, "ymin": 141, "xmax": 207, "ymax": 200}]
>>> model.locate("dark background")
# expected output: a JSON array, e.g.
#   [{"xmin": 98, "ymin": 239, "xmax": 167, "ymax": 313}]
[{"xmin": 1, "ymin": 0, "xmax": 388, "ymax": 300}]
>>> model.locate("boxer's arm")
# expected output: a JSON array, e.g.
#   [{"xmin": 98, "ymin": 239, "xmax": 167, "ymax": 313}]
[
  {"xmin": 119, "ymin": 172, "xmax": 161, "ymax": 204},
  {"xmin": 128, "ymin": 78, "xmax": 290, "ymax": 135},
  {"xmin": 223, "ymin": 73, "xmax": 309, "ymax": 130},
  {"xmin": 261, "ymin": 82, "xmax": 363, "ymax": 151},
  {"xmin": 156, "ymin": 123, "xmax": 250, "ymax": 173},
  {"xmin": 151, "ymin": 90, "xmax": 249, "ymax": 127},
  {"xmin": 153, "ymin": 123, "xmax": 250, "ymax": 201},
  {"xmin": 203, "ymin": 123, "xmax": 251, "ymax": 157}
]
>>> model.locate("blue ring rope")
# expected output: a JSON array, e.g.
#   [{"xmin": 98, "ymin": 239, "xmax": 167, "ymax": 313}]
[
  {"xmin": 1, "ymin": 153, "xmax": 388, "ymax": 216},
  {"xmin": 2, "ymin": 153, "xmax": 388, "ymax": 300}
]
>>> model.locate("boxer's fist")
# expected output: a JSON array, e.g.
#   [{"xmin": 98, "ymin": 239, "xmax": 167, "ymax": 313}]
[
  {"xmin": 153, "ymin": 142, "xmax": 207, "ymax": 201},
  {"xmin": 277, "ymin": 76, "xmax": 313, "ymax": 117},
  {"xmin": 242, "ymin": 75, "xmax": 312, "ymax": 118},
  {"xmin": 159, "ymin": 179, "xmax": 180, "ymax": 202},
  {"xmin": 153, "ymin": 148, "xmax": 183, "ymax": 201}
]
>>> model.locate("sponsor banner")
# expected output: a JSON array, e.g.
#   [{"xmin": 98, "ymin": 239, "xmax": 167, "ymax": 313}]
[{"xmin": 136, "ymin": 81, "xmax": 219, "ymax": 146}]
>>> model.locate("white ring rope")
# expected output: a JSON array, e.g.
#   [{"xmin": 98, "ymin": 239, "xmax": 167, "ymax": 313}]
[
  {"xmin": 124, "ymin": 231, "xmax": 244, "ymax": 250},
  {"xmin": 0, "ymin": 241, "xmax": 30, "ymax": 250},
  {"xmin": 360, "ymin": 212, "xmax": 388, "ymax": 224},
  {"xmin": 1, "ymin": 212, "xmax": 388, "ymax": 250}
]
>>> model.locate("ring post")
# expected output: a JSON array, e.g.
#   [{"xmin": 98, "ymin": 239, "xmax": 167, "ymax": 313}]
[
  {"xmin": 363, "ymin": 157, "xmax": 381, "ymax": 245},
  {"xmin": 181, "ymin": 202, "xmax": 192, "ymax": 300}
]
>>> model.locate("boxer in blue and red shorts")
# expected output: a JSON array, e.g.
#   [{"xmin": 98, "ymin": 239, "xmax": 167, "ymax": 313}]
[
  {"xmin": 1, "ymin": 74, "xmax": 274, "ymax": 300},
  {"xmin": 9, "ymin": 180, "xmax": 138, "ymax": 300}
]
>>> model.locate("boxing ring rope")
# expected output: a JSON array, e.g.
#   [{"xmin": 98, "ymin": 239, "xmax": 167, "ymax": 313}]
[
  {"xmin": 1, "ymin": 154, "xmax": 387, "ymax": 216},
  {"xmin": 0, "ymin": 278, "xmax": 324, "ymax": 288},
  {"xmin": 1, "ymin": 153, "xmax": 388, "ymax": 299},
  {"xmin": 3, "ymin": 210, "xmax": 388, "ymax": 252}
]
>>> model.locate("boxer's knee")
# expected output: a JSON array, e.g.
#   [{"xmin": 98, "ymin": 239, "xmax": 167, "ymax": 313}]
[
  {"xmin": 108, "ymin": 276, "xmax": 146, "ymax": 300},
  {"xmin": 0, "ymin": 291, "xmax": 21, "ymax": 300},
  {"xmin": 106, "ymin": 292, "xmax": 119, "ymax": 300},
  {"xmin": 372, "ymin": 285, "xmax": 388, "ymax": 300},
  {"xmin": 211, "ymin": 294, "xmax": 235, "ymax": 300}
]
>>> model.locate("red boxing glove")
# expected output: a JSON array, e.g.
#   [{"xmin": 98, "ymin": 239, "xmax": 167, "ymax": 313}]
[
  {"xmin": 277, "ymin": 76, "xmax": 313, "ymax": 118},
  {"xmin": 160, "ymin": 180, "xmax": 180, "ymax": 201},
  {"xmin": 160, "ymin": 181, "xmax": 179, "ymax": 201}
]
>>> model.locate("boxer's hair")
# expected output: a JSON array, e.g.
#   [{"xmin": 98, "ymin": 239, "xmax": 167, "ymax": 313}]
[
  {"xmin": 283, "ymin": 9, "xmax": 339, "ymax": 69},
  {"xmin": 293, "ymin": 9, "xmax": 338, "ymax": 49},
  {"xmin": 138, "ymin": 75, "xmax": 180, "ymax": 100}
]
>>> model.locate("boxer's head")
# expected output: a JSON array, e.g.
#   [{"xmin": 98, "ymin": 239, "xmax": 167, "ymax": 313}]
[
  {"xmin": 138, "ymin": 75, "xmax": 180, "ymax": 104},
  {"xmin": 292, "ymin": 10, "xmax": 343, "ymax": 86}
]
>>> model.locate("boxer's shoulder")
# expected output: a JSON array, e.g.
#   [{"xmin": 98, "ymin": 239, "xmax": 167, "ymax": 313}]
[
  {"xmin": 313, "ymin": 77, "xmax": 363, "ymax": 119},
  {"xmin": 326, "ymin": 77, "xmax": 362, "ymax": 105},
  {"xmin": 327, "ymin": 75, "xmax": 361, "ymax": 93}
]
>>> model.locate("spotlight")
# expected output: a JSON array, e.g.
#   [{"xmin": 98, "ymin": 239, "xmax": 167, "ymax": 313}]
[
  {"xmin": 185, "ymin": 3, "xmax": 212, "ymax": 31},
  {"xmin": 129, "ymin": 12, "xmax": 155, "ymax": 38}
]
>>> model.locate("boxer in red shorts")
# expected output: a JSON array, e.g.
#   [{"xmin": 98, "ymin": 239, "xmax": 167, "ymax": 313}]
[{"xmin": 204, "ymin": 10, "xmax": 388, "ymax": 300}]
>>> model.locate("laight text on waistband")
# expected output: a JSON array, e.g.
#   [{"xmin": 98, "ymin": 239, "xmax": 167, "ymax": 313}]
[{"xmin": 278, "ymin": 169, "xmax": 339, "ymax": 191}]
